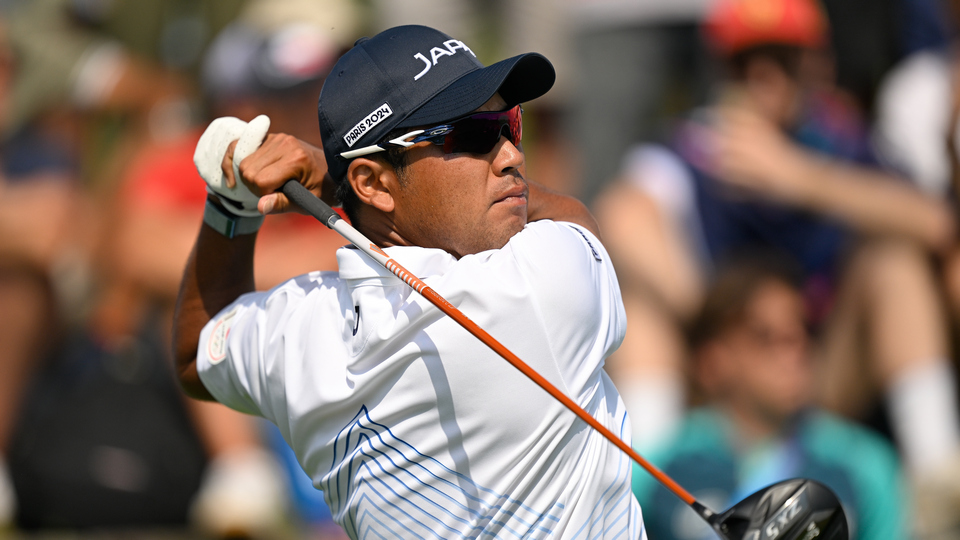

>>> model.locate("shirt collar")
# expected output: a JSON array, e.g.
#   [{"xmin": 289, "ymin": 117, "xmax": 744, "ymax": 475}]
[{"xmin": 336, "ymin": 244, "xmax": 459, "ymax": 282}]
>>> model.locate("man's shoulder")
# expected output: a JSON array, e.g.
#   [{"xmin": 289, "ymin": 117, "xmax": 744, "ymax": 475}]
[
  {"xmin": 510, "ymin": 220, "xmax": 605, "ymax": 260},
  {"xmin": 490, "ymin": 220, "xmax": 616, "ymax": 294},
  {"xmin": 518, "ymin": 218, "xmax": 586, "ymax": 236},
  {"xmin": 445, "ymin": 220, "xmax": 612, "ymax": 298}
]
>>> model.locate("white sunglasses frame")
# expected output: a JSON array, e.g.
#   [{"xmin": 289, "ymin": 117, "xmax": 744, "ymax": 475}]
[{"xmin": 339, "ymin": 129, "xmax": 429, "ymax": 159}]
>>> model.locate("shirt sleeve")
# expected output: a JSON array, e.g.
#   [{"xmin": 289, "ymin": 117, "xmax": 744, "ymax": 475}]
[
  {"xmin": 196, "ymin": 278, "xmax": 314, "ymax": 422},
  {"xmin": 499, "ymin": 220, "xmax": 627, "ymax": 395}
]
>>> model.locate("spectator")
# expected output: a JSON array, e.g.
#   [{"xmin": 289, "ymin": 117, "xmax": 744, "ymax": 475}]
[
  {"xmin": 633, "ymin": 254, "xmax": 907, "ymax": 540},
  {"xmin": 0, "ymin": 6, "xmax": 109, "ymax": 527},
  {"xmin": 871, "ymin": 1, "xmax": 960, "ymax": 534},
  {"xmin": 594, "ymin": 1, "xmax": 960, "ymax": 534}
]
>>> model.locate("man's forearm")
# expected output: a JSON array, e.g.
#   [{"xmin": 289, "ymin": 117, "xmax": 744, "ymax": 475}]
[
  {"xmin": 173, "ymin": 221, "xmax": 257, "ymax": 400},
  {"xmin": 794, "ymin": 156, "xmax": 956, "ymax": 252},
  {"xmin": 526, "ymin": 180, "xmax": 601, "ymax": 239}
]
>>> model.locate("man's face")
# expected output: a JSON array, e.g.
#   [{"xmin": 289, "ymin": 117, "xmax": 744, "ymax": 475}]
[
  {"xmin": 714, "ymin": 280, "xmax": 813, "ymax": 426},
  {"xmin": 732, "ymin": 49, "xmax": 829, "ymax": 129},
  {"xmin": 388, "ymin": 94, "xmax": 528, "ymax": 258}
]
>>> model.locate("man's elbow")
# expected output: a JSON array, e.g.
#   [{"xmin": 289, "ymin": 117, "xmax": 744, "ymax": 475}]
[{"xmin": 176, "ymin": 358, "xmax": 215, "ymax": 401}]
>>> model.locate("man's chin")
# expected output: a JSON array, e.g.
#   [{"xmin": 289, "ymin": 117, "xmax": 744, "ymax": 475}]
[
  {"xmin": 481, "ymin": 219, "xmax": 526, "ymax": 253},
  {"xmin": 503, "ymin": 214, "xmax": 527, "ymax": 237}
]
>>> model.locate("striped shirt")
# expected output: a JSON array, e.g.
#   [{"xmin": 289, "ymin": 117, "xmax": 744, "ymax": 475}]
[{"xmin": 198, "ymin": 220, "xmax": 646, "ymax": 539}]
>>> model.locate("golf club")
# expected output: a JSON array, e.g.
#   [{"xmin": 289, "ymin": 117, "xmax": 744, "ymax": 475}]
[{"xmin": 280, "ymin": 179, "xmax": 849, "ymax": 540}]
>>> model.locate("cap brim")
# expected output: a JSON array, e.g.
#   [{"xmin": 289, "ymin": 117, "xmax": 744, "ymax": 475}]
[{"xmin": 398, "ymin": 52, "xmax": 555, "ymax": 128}]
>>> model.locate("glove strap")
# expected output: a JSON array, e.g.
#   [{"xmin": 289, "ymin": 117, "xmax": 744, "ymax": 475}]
[{"xmin": 203, "ymin": 197, "xmax": 264, "ymax": 238}]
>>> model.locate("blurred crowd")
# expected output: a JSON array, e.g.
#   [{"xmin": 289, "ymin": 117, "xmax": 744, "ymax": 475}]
[{"xmin": 1, "ymin": 0, "xmax": 960, "ymax": 539}]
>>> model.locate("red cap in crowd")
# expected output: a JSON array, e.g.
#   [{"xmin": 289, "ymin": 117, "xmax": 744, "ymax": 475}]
[{"xmin": 703, "ymin": 0, "xmax": 829, "ymax": 56}]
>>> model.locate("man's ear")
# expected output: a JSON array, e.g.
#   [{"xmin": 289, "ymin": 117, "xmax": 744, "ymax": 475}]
[{"xmin": 347, "ymin": 157, "xmax": 398, "ymax": 213}]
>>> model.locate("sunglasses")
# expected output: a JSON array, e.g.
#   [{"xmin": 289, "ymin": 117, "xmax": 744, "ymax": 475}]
[{"xmin": 340, "ymin": 105, "xmax": 523, "ymax": 159}]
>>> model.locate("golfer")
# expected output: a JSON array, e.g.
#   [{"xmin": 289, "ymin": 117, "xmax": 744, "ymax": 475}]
[{"xmin": 174, "ymin": 25, "xmax": 644, "ymax": 538}]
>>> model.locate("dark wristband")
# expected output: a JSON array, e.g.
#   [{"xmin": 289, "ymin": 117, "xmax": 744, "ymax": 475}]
[{"xmin": 203, "ymin": 197, "xmax": 264, "ymax": 238}]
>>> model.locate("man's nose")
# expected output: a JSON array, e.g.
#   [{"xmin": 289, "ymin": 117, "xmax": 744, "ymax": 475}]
[{"xmin": 494, "ymin": 133, "xmax": 524, "ymax": 174}]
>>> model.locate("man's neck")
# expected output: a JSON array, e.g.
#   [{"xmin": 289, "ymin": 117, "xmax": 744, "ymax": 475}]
[{"xmin": 352, "ymin": 206, "xmax": 413, "ymax": 250}]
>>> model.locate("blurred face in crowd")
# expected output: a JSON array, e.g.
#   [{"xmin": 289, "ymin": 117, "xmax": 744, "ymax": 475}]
[
  {"xmin": 737, "ymin": 55, "xmax": 803, "ymax": 127},
  {"xmin": 730, "ymin": 48, "xmax": 828, "ymax": 129},
  {"xmin": 697, "ymin": 278, "xmax": 813, "ymax": 433}
]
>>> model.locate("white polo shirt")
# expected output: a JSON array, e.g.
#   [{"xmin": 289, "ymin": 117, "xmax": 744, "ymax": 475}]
[{"xmin": 198, "ymin": 220, "xmax": 646, "ymax": 539}]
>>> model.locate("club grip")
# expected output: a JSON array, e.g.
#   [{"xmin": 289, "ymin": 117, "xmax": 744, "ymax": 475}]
[{"xmin": 282, "ymin": 179, "xmax": 341, "ymax": 229}]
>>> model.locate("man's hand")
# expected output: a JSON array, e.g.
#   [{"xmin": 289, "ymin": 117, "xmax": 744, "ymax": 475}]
[
  {"xmin": 194, "ymin": 116, "xmax": 267, "ymax": 217},
  {"xmin": 707, "ymin": 107, "xmax": 814, "ymax": 204},
  {"xmin": 228, "ymin": 129, "xmax": 337, "ymax": 216},
  {"xmin": 195, "ymin": 114, "xmax": 338, "ymax": 217}
]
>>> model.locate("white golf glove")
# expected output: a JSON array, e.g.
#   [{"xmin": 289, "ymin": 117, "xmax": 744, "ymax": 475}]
[{"xmin": 194, "ymin": 115, "xmax": 271, "ymax": 217}]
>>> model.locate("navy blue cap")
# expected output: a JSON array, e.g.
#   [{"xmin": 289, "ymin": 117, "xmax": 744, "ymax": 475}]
[{"xmin": 317, "ymin": 25, "xmax": 555, "ymax": 182}]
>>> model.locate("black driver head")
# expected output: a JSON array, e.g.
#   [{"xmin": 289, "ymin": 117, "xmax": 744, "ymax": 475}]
[{"xmin": 707, "ymin": 478, "xmax": 849, "ymax": 540}]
